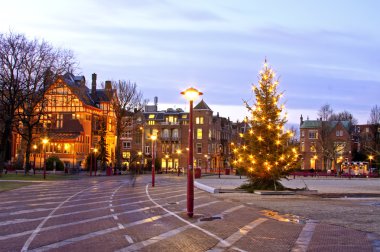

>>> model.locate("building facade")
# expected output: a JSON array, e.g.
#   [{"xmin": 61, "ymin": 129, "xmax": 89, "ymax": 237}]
[
  {"xmin": 299, "ymin": 115, "xmax": 352, "ymax": 171},
  {"xmin": 120, "ymin": 98, "xmax": 237, "ymax": 173},
  {"xmin": 12, "ymin": 73, "xmax": 117, "ymax": 170}
]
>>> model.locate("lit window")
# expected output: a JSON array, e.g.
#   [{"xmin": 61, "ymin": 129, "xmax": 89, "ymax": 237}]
[
  {"xmin": 196, "ymin": 116, "xmax": 204, "ymax": 124},
  {"xmin": 148, "ymin": 121, "xmax": 155, "ymax": 125},
  {"xmin": 149, "ymin": 114, "xmax": 155, "ymax": 119},
  {"xmin": 197, "ymin": 129, "xmax": 203, "ymax": 139}
]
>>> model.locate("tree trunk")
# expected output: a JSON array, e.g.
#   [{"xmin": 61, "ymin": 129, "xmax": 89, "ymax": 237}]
[
  {"xmin": 24, "ymin": 127, "xmax": 33, "ymax": 174},
  {"xmin": 0, "ymin": 121, "xmax": 12, "ymax": 175}
]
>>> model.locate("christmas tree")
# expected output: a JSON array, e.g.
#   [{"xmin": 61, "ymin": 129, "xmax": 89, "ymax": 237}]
[{"xmin": 235, "ymin": 59, "xmax": 299, "ymax": 190}]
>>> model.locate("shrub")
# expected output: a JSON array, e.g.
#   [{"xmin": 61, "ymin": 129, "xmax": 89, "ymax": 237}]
[{"xmin": 46, "ymin": 156, "xmax": 64, "ymax": 171}]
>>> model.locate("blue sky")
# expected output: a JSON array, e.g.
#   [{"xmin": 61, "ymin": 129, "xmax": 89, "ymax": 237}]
[{"xmin": 1, "ymin": 0, "xmax": 379, "ymax": 124}]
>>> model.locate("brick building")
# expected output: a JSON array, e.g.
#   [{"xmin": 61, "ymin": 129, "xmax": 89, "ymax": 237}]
[
  {"xmin": 12, "ymin": 73, "xmax": 116, "ymax": 170},
  {"xmin": 299, "ymin": 115, "xmax": 352, "ymax": 171},
  {"xmin": 120, "ymin": 98, "xmax": 237, "ymax": 173}
]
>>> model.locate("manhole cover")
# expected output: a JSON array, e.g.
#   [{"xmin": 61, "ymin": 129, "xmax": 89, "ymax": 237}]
[{"xmin": 200, "ymin": 216, "xmax": 222, "ymax": 222}]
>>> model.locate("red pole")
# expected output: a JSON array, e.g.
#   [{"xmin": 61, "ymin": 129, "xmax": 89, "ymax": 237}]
[
  {"xmin": 90, "ymin": 152, "xmax": 93, "ymax": 176},
  {"xmin": 187, "ymin": 100, "xmax": 194, "ymax": 217},
  {"xmin": 43, "ymin": 149, "xmax": 46, "ymax": 180},
  {"xmin": 152, "ymin": 137, "xmax": 155, "ymax": 187}
]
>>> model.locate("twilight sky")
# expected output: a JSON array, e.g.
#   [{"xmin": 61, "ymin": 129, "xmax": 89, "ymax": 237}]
[{"xmin": 1, "ymin": 0, "xmax": 379, "ymax": 125}]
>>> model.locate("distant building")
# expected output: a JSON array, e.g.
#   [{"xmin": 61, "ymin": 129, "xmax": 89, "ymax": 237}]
[
  {"xmin": 299, "ymin": 115, "xmax": 351, "ymax": 171},
  {"xmin": 12, "ymin": 73, "xmax": 116, "ymax": 170},
  {"xmin": 120, "ymin": 98, "xmax": 237, "ymax": 173}
]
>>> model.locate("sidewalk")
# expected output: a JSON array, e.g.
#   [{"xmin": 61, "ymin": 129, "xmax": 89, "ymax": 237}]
[{"xmin": 195, "ymin": 175, "xmax": 380, "ymax": 194}]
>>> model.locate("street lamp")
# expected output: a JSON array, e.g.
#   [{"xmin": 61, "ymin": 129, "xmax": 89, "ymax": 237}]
[
  {"xmin": 176, "ymin": 149, "xmax": 182, "ymax": 176},
  {"xmin": 94, "ymin": 148, "xmax": 98, "ymax": 176},
  {"xmin": 138, "ymin": 151, "xmax": 142, "ymax": 174},
  {"xmin": 369, "ymin": 155, "xmax": 374, "ymax": 176},
  {"xmin": 151, "ymin": 134, "xmax": 157, "ymax": 187},
  {"xmin": 42, "ymin": 138, "xmax": 49, "ymax": 179},
  {"xmin": 181, "ymin": 87, "xmax": 203, "ymax": 218},
  {"xmin": 165, "ymin": 154, "xmax": 169, "ymax": 174},
  {"xmin": 33, "ymin": 144, "xmax": 37, "ymax": 174}
]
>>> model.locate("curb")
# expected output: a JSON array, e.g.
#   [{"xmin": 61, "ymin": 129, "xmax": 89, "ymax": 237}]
[{"xmin": 194, "ymin": 181, "xmax": 217, "ymax": 193}]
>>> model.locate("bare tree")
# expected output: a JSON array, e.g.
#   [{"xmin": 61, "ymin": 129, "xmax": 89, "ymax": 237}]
[
  {"xmin": 368, "ymin": 105, "xmax": 380, "ymax": 125},
  {"xmin": 105, "ymin": 80, "xmax": 144, "ymax": 171},
  {"xmin": 318, "ymin": 104, "xmax": 333, "ymax": 121},
  {"xmin": 329, "ymin": 111, "xmax": 358, "ymax": 125},
  {"xmin": 0, "ymin": 32, "xmax": 77, "ymax": 174}
]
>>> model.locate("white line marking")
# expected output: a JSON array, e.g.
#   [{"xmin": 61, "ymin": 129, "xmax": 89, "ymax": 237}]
[
  {"xmin": 113, "ymin": 215, "xmax": 119, "ymax": 220},
  {"xmin": 144, "ymin": 184, "xmax": 231, "ymax": 246},
  {"xmin": 118, "ymin": 223, "xmax": 124, "ymax": 229},
  {"xmin": 110, "ymin": 209, "xmax": 114, "ymax": 212},
  {"xmin": 291, "ymin": 220, "xmax": 318, "ymax": 252},
  {"xmin": 125, "ymin": 235, "xmax": 134, "ymax": 244},
  {"xmin": 109, "ymin": 204, "xmax": 113, "ymax": 207},
  {"xmin": 21, "ymin": 187, "xmax": 90, "ymax": 252},
  {"xmin": 207, "ymin": 218, "xmax": 267, "ymax": 251}
]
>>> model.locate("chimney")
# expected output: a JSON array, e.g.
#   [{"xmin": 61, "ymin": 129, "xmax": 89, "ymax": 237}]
[
  {"xmin": 154, "ymin": 96, "xmax": 158, "ymax": 106},
  {"xmin": 105, "ymin": 80, "xmax": 112, "ymax": 90},
  {"xmin": 300, "ymin": 114, "xmax": 304, "ymax": 125},
  {"xmin": 91, "ymin": 73, "xmax": 97, "ymax": 95}
]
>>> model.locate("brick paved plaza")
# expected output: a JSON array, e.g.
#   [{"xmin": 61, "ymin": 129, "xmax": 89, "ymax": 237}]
[{"xmin": 0, "ymin": 174, "xmax": 379, "ymax": 251}]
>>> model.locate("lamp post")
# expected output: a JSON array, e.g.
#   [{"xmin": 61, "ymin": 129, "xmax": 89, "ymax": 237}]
[
  {"xmin": 181, "ymin": 87, "xmax": 203, "ymax": 218},
  {"xmin": 42, "ymin": 138, "xmax": 49, "ymax": 180},
  {"xmin": 176, "ymin": 149, "xmax": 182, "ymax": 176},
  {"xmin": 165, "ymin": 154, "xmax": 169, "ymax": 174},
  {"xmin": 94, "ymin": 148, "xmax": 98, "ymax": 176},
  {"xmin": 151, "ymin": 134, "xmax": 157, "ymax": 187},
  {"xmin": 369, "ymin": 155, "xmax": 374, "ymax": 176},
  {"xmin": 138, "ymin": 151, "xmax": 142, "ymax": 174},
  {"xmin": 33, "ymin": 144, "xmax": 37, "ymax": 175},
  {"xmin": 90, "ymin": 147, "xmax": 93, "ymax": 176}
]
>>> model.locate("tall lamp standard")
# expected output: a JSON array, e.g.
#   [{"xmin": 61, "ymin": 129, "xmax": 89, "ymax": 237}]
[
  {"xmin": 181, "ymin": 87, "xmax": 203, "ymax": 218},
  {"xmin": 176, "ymin": 149, "xmax": 182, "ymax": 176},
  {"xmin": 42, "ymin": 138, "xmax": 49, "ymax": 179},
  {"xmin": 94, "ymin": 148, "xmax": 98, "ymax": 176},
  {"xmin": 138, "ymin": 151, "xmax": 143, "ymax": 174},
  {"xmin": 151, "ymin": 134, "xmax": 157, "ymax": 187},
  {"xmin": 33, "ymin": 144, "xmax": 37, "ymax": 174},
  {"xmin": 369, "ymin": 155, "xmax": 374, "ymax": 176}
]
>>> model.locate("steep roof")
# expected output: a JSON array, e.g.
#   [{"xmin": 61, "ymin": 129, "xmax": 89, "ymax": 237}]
[
  {"xmin": 300, "ymin": 120, "xmax": 322, "ymax": 129},
  {"xmin": 194, "ymin": 99, "xmax": 212, "ymax": 111}
]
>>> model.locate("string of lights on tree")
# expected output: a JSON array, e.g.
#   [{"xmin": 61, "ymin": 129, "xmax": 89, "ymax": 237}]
[{"xmin": 232, "ymin": 59, "xmax": 299, "ymax": 189}]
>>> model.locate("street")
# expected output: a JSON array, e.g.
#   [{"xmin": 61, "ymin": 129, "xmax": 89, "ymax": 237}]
[{"xmin": 0, "ymin": 174, "xmax": 378, "ymax": 251}]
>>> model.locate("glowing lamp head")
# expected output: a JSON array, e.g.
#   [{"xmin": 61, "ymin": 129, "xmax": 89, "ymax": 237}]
[
  {"xmin": 33, "ymin": 144, "xmax": 37, "ymax": 150},
  {"xmin": 42, "ymin": 138, "xmax": 49, "ymax": 145},
  {"xmin": 181, "ymin": 87, "xmax": 203, "ymax": 101},
  {"xmin": 369, "ymin": 155, "xmax": 374, "ymax": 160},
  {"xmin": 94, "ymin": 148, "xmax": 98, "ymax": 153},
  {"xmin": 151, "ymin": 135, "xmax": 157, "ymax": 141}
]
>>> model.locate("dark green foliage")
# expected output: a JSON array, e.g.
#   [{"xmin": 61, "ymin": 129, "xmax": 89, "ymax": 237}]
[{"xmin": 46, "ymin": 156, "xmax": 64, "ymax": 171}]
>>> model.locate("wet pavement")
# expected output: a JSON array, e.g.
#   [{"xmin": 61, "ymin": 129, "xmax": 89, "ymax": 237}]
[{"xmin": 0, "ymin": 174, "xmax": 379, "ymax": 251}]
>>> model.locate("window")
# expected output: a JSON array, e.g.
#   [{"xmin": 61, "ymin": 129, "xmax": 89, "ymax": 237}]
[
  {"xmin": 196, "ymin": 143, "xmax": 202, "ymax": 154},
  {"xmin": 122, "ymin": 141, "xmax": 131, "ymax": 149},
  {"xmin": 162, "ymin": 129, "xmax": 170, "ymax": 138},
  {"xmin": 166, "ymin": 116, "xmax": 177, "ymax": 123},
  {"xmin": 310, "ymin": 142, "xmax": 316, "ymax": 152},
  {"xmin": 334, "ymin": 142, "xmax": 346, "ymax": 155},
  {"xmin": 197, "ymin": 128, "xmax": 203, "ymax": 139},
  {"xmin": 301, "ymin": 131, "xmax": 305, "ymax": 138},
  {"xmin": 172, "ymin": 129, "xmax": 179, "ymax": 138},
  {"xmin": 301, "ymin": 141, "xmax": 305, "ymax": 151},
  {"xmin": 148, "ymin": 120, "xmax": 155, "ymax": 125},
  {"xmin": 196, "ymin": 116, "xmax": 204, "ymax": 124},
  {"xmin": 182, "ymin": 114, "xmax": 187, "ymax": 119},
  {"xmin": 122, "ymin": 152, "xmax": 130, "ymax": 159},
  {"xmin": 336, "ymin": 130, "xmax": 343, "ymax": 137},
  {"xmin": 308, "ymin": 130, "xmax": 318, "ymax": 139},
  {"xmin": 149, "ymin": 114, "xmax": 155, "ymax": 119},
  {"xmin": 145, "ymin": 146, "xmax": 151, "ymax": 155}
]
